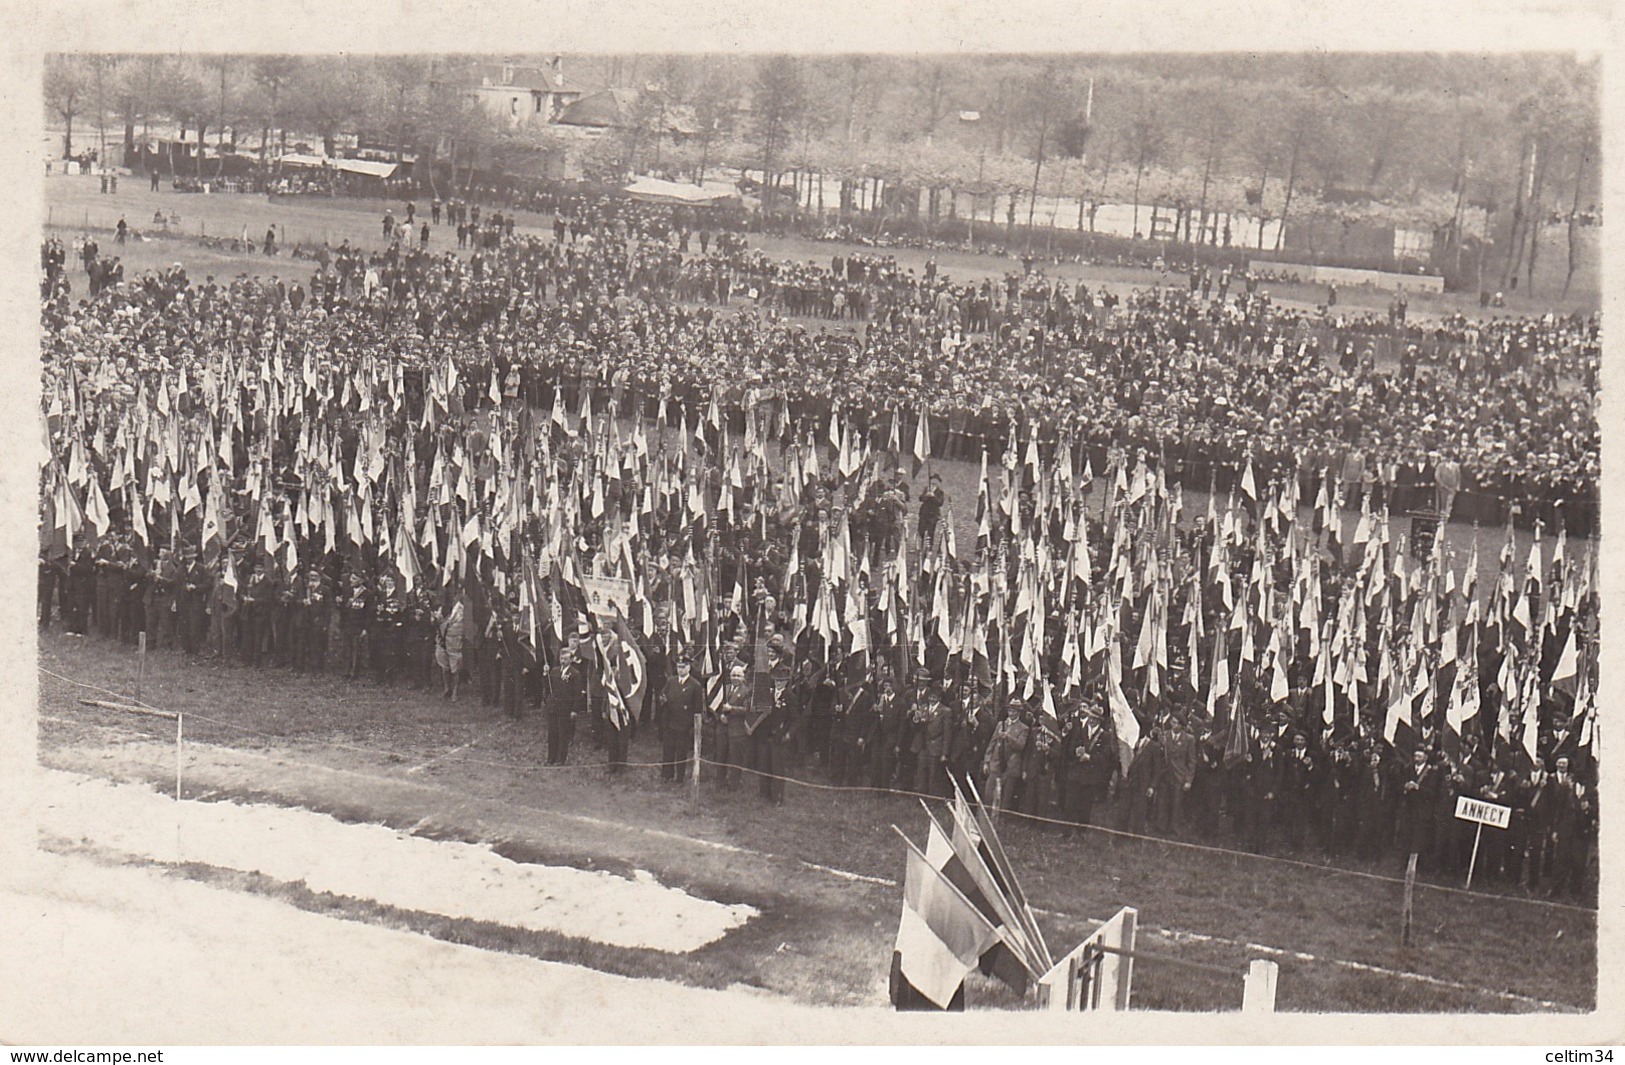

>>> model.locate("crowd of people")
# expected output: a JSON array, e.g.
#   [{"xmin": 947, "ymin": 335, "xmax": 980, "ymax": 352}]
[{"xmin": 37, "ymin": 197, "xmax": 1600, "ymax": 899}]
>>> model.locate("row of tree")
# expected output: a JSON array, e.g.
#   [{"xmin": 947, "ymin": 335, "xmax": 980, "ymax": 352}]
[
  {"xmin": 582, "ymin": 53, "xmax": 1598, "ymax": 291},
  {"xmin": 44, "ymin": 55, "xmax": 506, "ymax": 194},
  {"xmin": 47, "ymin": 52, "xmax": 1599, "ymax": 292}
]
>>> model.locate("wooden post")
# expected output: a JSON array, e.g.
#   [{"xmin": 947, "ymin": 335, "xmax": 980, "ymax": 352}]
[
  {"xmin": 136, "ymin": 631, "xmax": 147, "ymax": 702},
  {"xmin": 1113, "ymin": 907, "xmax": 1137, "ymax": 1011},
  {"xmin": 690, "ymin": 712, "xmax": 702, "ymax": 806},
  {"xmin": 1401, "ymin": 852, "xmax": 1418, "ymax": 947},
  {"xmin": 1465, "ymin": 822, "xmax": 1485, "ymax": 890},
  {"xmin": 175, "ymin": 713, "xmax": 183, "ymax": 801},
  {"xmin": 1242, "ymin": 959, "xmax": 1279, "ymax": 1013}
]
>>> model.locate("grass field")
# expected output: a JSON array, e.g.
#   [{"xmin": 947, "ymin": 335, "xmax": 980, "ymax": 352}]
[
  {"xmin": 36, "ymin": 630, "xmax": 1596, "ymax": 1013},
  {"xmin": 43, "ymin": 171, "xmax": 1601, "ymax": 320}
]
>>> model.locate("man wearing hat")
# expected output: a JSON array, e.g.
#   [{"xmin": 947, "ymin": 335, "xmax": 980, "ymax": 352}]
[
  {"xmin": 718, "ymin": 661, "xmax": 753, "ymax": 791},
  {"xmin": 337, "ymin": 568, "xmax": 371, "ymax": 680},
  {"xmin": 65, "ymin": 545, "xmax": 94, "ymax": 637},
  {"xmin": 1158, "ymin": 713, "xmax": 1197, "ymax": 836},
  {"xmin": 373, "ymin": 572, "xmax": 406, "ymax": 685},
  {"xmin": 1280, "ymin": 730, "xmax": 1318, "ymax": 852},
  {"xmin": 1396, "ymin": 745, "xmax": 1440, "ymax": 865},
  {"xmin": 546, "ymin": 634, "xmax": 588, "ymax": 766},
  {"xmin": 177, "ymin": 548, "xmax": 210, "ymax": 658},
  {"xmin": 296, "ymin": 564, "xmax": 329, "ymax": 673},
  {"xmin": 945, "ymin": 680, "xmax": 988, "ymax": 795},
  {"xmin": 749, "ymin": 634, "xmax": 799, "ymax": 803},
  {"xmin": 1060, "ymin": 698, "xmax": 1113, "ymax": 827},
  {"xmin": 208, "ymin": 552, "xmax": 239, "ymax": 661},
  {"xmin": 145, "ymin": 546, "xmax": 180, "ymax": 653},
  {"xmin": 1022, "ymin": 715, "xmax": 1059, "ymax": 820},
  {"xmin": 867, "ymin": 672, "xmax": 904, "ymax": 791},
  {"xmin": 983, "ymin": 698, "xmax": 1031, "ymax": 815},
  {"xmin": 910, "ymin": 678, "xmax": 952, "ymax": 798},
  {"xmin": 1123, "ymin": 724, "xmax": 1166, "ymax": 836},
  {"xmin": 1191, "ymin": 723, "xmax": 1227, "ymax": 837},
  {"xmin": 1354, "ymin": 745, "xmax": 1396, "ymax": 861},
  {"xmin": 897, "ymin": 666, "xmax": 933, "ymax": 791},
  {"xmin": 239, "ymin": 559, "xmax": 269, "ymax": 667},
  {"xmin": 661, "ymin": 652, "xmax": 703, "ymax": 783},
  {"xmin": 830, "ymin": 660, "xmax": 873, "ymax": 787}
]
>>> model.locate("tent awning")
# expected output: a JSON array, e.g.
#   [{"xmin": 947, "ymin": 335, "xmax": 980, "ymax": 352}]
[
  {"xmin": 622, "ymin": 176, "xmax": 737, "ymax": 205},
  {"xmin": 279, "ymin": 154, "xmax": 398, "ymax": 179}
]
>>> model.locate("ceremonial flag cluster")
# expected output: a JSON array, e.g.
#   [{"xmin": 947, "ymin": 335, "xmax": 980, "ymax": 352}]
[
  {"xmin": 891, "ymin": 779, "xmax": 1052, "ymax": 1009},
  {"xmin": 39, "ymin": 337, "xmax": 1599, "ymax": 769}
]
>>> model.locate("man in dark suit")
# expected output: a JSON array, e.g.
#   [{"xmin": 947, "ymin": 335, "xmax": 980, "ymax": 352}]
[
  {"xmin": 1354, "ymin": 746, "xmax": 1396, "ymax": 860},
  {"xmin": 1279, "ymin": 731, "xmax": 1318, "ymax": 852},
  {"xmin": 1535, "ymin": 755, "xmax": 1590, "ymax": 898},
  {"xmin": 1396, "ymin": 746, "xmax": 1440, "ymax": 864},
  {"xmin": 661, "ymin": 654, "xmax": 703, "ymax": 783},
  {"xmin": 1159, "ymin": 714, "xmax": 1198, "ymax": 836},
  {"xmin": 546, "ymin": 637, "xmax": 587, "ymax": 766},
  {"xmin": 910, "ymin": 680, "xmax": 951, "ymax": 798},
  {"xmin": 751, "ymin": 635, "xmax": 800, "ymax": 804},
  {"xmin": 869, "ymin": 674, "xmax": 905, "ymax": 791},
  {"xmin": 1062, "ymin": 701, "xmax": 1116, "ymax": 827},
  {"xmin": 836, "ymin": 668, "xmax": 877, "ymax": 787}
]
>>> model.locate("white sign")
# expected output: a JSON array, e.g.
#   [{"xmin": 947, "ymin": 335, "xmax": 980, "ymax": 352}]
[
  {"xmin": 581, "ymin": 575, "xmax": 632, "ymax": 618},
  {"xmin": 1453, "ymin": 795, "xmax": 1512, "ymax": 830},
  {"xmin": 1039, "ymin": 906, "xmax": 1137, "ymax": 1012}
]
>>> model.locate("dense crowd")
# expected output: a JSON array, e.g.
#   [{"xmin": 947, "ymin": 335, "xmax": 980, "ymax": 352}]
[{"xmin": 37, "ymin": 202, "xmax": 1599, "ymax": 898}]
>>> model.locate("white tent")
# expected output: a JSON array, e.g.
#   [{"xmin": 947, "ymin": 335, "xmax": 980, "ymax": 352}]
[
  {"xmin": 622, "ymin": 176, "xmax": 738, "ymax": 206},
  {"xmin": 280, "ymin": 154, "xmax": 399, "ymax": 179}
]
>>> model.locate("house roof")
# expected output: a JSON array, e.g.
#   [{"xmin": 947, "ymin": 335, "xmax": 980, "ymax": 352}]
[
  {"xmin": 468, "ymin": 61, "xmax": 586, "ymax": 95},
  {"xmin": 473, "ymin": 79, "xmax": 588, "ymax": 98},
  {"xmin": 556, "ymin": 90, "xmax": 700, "ymax": 134},
  {"xmin": 556, "ymin": 89, "xmax": 636, "ymax": 128}
]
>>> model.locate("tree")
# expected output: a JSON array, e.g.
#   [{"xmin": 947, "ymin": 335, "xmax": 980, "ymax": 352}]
[
  {"xmin": 156, "ymin": 60, "xmax": 210, "ymax": 176},
  {"xmin": 837, "ymin": 54, "xmax": 880, "ymax": 146},
  {"xmin": 751, "ymin": 56, "xmax": 811, "ymax": 213},
  {"xmin": 1560, "ymin": 65, "xmax": 1600, "ymax": 298},
  {"xmin": 1051, "ymin": 103, "xmax": 1092, "ymax": 233},
  {"xmin": 112, "ymin": 55, "xmax": 186, "ymax": 170},
  {"xmin": 910, "ymin": 61, "xmax": 955, "ymax": 140},
  {"xmin": 1189, "ymin": 88, "xmax": 1230, "ymax": 245},
  {"xmin": 690, "ymin": 63, "xmax": 739, "ymax": 186},
  {"xmin": 203, "ymin": 55, "xmax": 250, "ymax": 177},
  {"xmin": 1016, "ymin": 65, "xmax": 1085, "ymax": 249},
  {"xmin": 425, "ymin": 85, "xmax": 499, "ymax": 195},
  {"xmin": 250, "ymin": 55, "xmax": 300, "ymax": 168},
  {"xmin": 1273, "ymin": 94, "xmax": 1327, "ymax": 251},
  {"xmin": 1238, "ymin": 90, "xmax": 1287, "ymax": 250},
  {"xmin": 287, "ymin": 57, "xmax": 372, "ymax": 158},
  {"xmin": 1121, "ymin": 79, "xmax": 1168, "ymax": 239},
  {"xmin": 373, "ymin": 56, "xmax": 430, "ymax": 163},
  {"xmin": 45, "ymin": 55, "xmax": 89, "ymax": 160}
]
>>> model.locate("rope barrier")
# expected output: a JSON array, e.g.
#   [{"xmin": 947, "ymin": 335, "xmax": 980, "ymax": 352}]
[
  {"xmin": 36, "ymin": 661, "xmax": 1596, "ymax": 916},
  {"xmin": 36, "ymin": 700, "xmax": 1588, "ymax": 1012}
]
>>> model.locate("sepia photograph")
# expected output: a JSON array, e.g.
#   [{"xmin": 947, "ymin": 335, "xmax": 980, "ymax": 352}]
[{"xmin": 1, "ymin": 0, "xmax": 1615, "ymax": 1048}]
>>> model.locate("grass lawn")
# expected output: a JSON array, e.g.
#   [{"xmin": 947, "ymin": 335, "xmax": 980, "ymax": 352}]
[
  {"xmin": 43, "ymin": 171, "xmax": 1599, "ymax": 320},
  {"xmin": 36, "ymin": 629, "xmax": 1595, "ymax": 1013}
]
